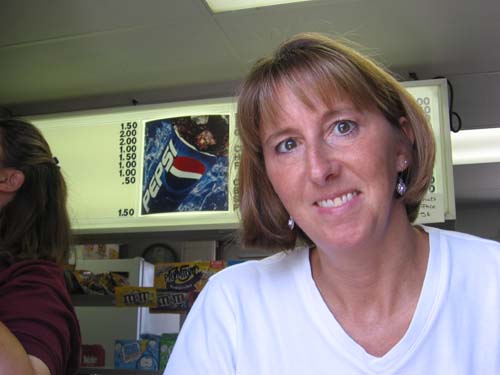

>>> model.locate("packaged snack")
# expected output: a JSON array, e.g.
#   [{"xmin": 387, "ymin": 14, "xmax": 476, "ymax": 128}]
[
  {"xmin": 114, "ymin": 340, "xmax": 141, "ymax": 369},
  {"xmin": 150, "ymin": 289, "xmax": 193, "ymax": 313},
  {"xmin": 74, "ymin": 243, "xmax": 120, "ymax": 260},
  {"xmin": 72, "ymin": 270, "xmax": 129, "ymax": 295},
  {"xmin": 154, "ymin": 261, "xmax": 209, "ymax": 291},
  {"xmin": 80, "ymin": 344, "xmax": 105, "ymax": 367},
  {"xmin": 154, "ymin": 260, "xmax": 225, "ymax": 292},
  {"xmin": 159, "ymin": 333, "xmax": 178, "ymax": 371},
  {"xmin": 114, "ymin": 286, "xmax": 157, "ymax": 307},
  {"xmin": 139, "ymin": 334, "xmax": 160, "ymax": 371},
  {"xmin": 114, "ymin": 337, "xmax": 159, "ymax": 370}
]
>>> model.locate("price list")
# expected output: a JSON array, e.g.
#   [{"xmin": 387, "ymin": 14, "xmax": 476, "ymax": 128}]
[
  {"xmin": 117, "ymin": 121, "xmax": 140, "ymax": 218},
  {"xmin": 35, "ymin": 119, "xmax": 141, "ymax": 224},
  {"xmin": 118, "ymin": 121, "xmax": 139, "ymax": 186},
  {"xmin": 405, "ymin": 84, "xmax": 446, "ymax": 223}
]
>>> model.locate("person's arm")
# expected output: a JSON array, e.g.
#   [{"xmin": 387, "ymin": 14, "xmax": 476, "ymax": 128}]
[
  {"xmin": 1, "ymin": 261, "xmax": 81, "ymax": 375},
  {"xmin": 0, "ymin": 322, "xmax": 50, "ymax": 375}
]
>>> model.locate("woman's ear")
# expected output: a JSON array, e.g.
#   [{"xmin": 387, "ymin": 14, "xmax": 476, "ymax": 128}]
[
  {"xmin": 396, "ymin": 117, "xmax": 414, "ymax": 171},
  {"xmin": 398, "ymin": 116, "xmax": 415, "ymax": 145},
  {"xmin": 0, "ymin": 168, "xmax": 25, "ymax": 193}
]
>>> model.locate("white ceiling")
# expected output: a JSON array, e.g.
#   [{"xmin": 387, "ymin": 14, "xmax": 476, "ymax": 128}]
[
  {"xmin": 1, "ymin": 0, "xmax": 500, "ymax": 206},
  {"xmin": 2, "ymin": 0, "xmax": 500, "ymax": 114}
]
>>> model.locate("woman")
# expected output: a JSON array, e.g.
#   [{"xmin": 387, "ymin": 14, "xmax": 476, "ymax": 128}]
[
  {"xmin": 0, "ymin": 118, "xmax": 81, "ymax": 375},
  {"xmin": 165, "ymin": 33, "xmax": 500, "ymax": 374}
]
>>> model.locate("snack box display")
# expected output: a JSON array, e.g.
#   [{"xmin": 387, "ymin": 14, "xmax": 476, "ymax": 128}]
[
  {"xmin": 154, "ymin": 260, "xmax": 225, "ymax": 292},
  {"xmin": 114, "ymin": 336, "xmax": 159, "ymax": 370},
  {"xmin": 159, "ymin": 333, "xmax": 178, "ymax": 371}
]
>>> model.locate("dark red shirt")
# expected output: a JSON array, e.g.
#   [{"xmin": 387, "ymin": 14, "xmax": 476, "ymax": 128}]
[{"xmin": 0, "ymin": 259, "xmax": 81, "ymax": 375}]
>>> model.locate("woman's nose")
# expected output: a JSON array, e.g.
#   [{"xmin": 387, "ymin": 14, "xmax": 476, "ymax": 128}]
[{"xmin": 306, "ymin": 142, "xmax": 340, "ymax": 185}]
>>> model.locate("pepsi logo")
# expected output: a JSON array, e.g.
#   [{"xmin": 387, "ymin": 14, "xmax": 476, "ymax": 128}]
[
  {"xmin": 166, "ymin": 156, "xmax": 206, "ymax": 191},
  {"xmin": 170, "ymin": 156, "xmax": 206, "ymax": 180}
]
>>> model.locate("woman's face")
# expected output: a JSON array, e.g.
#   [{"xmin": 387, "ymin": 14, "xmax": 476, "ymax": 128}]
[{"xmin": 260, "ymin": 87, "xmax": 410, "ymax": 252}]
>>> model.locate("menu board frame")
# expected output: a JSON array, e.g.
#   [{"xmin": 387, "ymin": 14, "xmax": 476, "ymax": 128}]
[
  {"xmin": 404, "ymin": 78, "xmax": 456, "ymax": 223},
  {"xmin": 29, "ymin": 98, "xmax": 240, "ymax": 234}
]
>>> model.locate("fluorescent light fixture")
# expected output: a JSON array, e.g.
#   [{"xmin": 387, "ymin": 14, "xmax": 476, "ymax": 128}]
[
  {"xmin": 206, "ymin": 0, "xmax": 317, "ymax": 13},
  {"xmin": 451, "ymin": 128, "xmax": 500, "ymax": 165}
]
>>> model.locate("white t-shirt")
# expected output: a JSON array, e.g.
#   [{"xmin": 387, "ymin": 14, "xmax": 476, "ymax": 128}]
[{"xmin": 165, "ymin": 227, "xmax": 500, "ymax": 375}]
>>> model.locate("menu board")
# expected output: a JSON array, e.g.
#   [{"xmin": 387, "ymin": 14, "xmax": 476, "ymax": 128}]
[
  {"xmin": 28, "ymin": 79, "xmax": 455, "ymax": 234},
  {"xmin": 404, "ymin": 79, "xmax": 456, "ymax": 223},
  {"xmin": 29, "ymin": 99, "xmax": 240, "ymax": 234}
]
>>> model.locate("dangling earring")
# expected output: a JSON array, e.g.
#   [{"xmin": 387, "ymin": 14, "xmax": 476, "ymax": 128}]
[
  {"xmin": 396, "ymin": 177, "xmax": 407, "ymax": 196},
  {"xmin": 396, "ymin": 159, "xmax": 408, "ymax": 196},
  {"xmin": 287, "ymin": 217, "xmax": 295, "ymax": 230}
]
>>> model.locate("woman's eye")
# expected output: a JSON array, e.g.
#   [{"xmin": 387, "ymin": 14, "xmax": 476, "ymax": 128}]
[
  {"xmin": 276, "ymin": 138, "xmax": 297, "ymax": 153},
  {"xmin": 333, "ymin": 120, "xmax": 356, "ymax": 136}
]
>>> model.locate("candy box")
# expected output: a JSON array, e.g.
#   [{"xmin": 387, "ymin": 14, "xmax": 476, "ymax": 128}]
[
  {"xmin": 114, "ymin": 286, "xmax": 157, "ymax": 307},
  {"xmin": 154, "ymin": 261, "xmax": 209, "ymax": 292},
  {"xmin": 150, "ymin": 289, "xmax": 193, "ymax": 313},
  {"xmin": 114, "ymin": 337, "xmax": 159, "ymax": 370},
  {"xmin": 154, "ymin": 260, "xmax": 225, "ymax": 292},
  {"xmin": 139, "ymin": 334, "xmax": 160, "ymax": 370},
  {"xmin": 80, "ymin": 344, "xmax": 105, "ymax": 367},
  {"xmin": 159, "ymin": 333, "xmax": 178, "ymax": 371}
]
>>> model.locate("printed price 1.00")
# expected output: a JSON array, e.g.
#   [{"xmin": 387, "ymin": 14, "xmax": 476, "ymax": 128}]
[{"xmin": 118, "ymin": 122, "xmax": 138, "ymax": 185}]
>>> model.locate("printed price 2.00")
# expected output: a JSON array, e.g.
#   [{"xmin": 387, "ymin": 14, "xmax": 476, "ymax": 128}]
[{"xmin": 118, "ymin": 121, "xmax": 138, "ymax": 185}]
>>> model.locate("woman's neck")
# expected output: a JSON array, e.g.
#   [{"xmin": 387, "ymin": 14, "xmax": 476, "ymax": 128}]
[
  {"xmin": 310, "ymin": 223, "xmax": 429, "ymax": 320},
  {"xmin": 309, "ymin": 223, "xmax": 430, "ymax": 357}
]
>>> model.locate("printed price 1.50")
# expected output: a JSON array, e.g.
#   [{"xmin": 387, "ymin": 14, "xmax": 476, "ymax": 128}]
[
  {"xmin": 118, "ymin": 121, "xmax": 139, "ymax": 185},
  {"xmin": 118, "ymin": 208, "xmax": 135, "ymax": 217}
]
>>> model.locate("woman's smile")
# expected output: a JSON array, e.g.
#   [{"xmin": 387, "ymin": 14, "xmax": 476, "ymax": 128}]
[{"xmin": 316, "ymin": 191, "xmax": 359, "ymax": 208}]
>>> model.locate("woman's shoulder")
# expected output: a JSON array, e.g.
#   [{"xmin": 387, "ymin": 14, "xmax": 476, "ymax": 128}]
[
  {"xmin": 424, "ymin": 225, "xmax": 500, "ymax": 265},
  {"xmin": 0, "ymin": 259, "xmax": 64, "ymax": 285},
  {"xmin": 425, "ymin": 225, "xmax": 500, "ymax": 248}
]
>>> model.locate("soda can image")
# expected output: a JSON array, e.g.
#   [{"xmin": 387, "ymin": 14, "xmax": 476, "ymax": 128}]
[{"xmin": 142, "ymin": 115, "xmax": 229, "ymax": 214}]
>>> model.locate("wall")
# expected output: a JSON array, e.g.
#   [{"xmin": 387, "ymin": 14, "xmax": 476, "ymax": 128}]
[{"xmin": 455, "ymin": 203, "xmax": 500, "ymax": 242}]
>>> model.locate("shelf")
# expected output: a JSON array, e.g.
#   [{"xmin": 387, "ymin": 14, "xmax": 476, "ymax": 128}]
[
  {"xmin": 74, "ymin": 228, "xmax": 236, "ymax": 243},
  {"xmin": 71, "ymin": 295, "xmax": 115, "ymax": 306},
  {"xmin": 78, "ymin": 368, "xmax": 160, "ymax": 375}
]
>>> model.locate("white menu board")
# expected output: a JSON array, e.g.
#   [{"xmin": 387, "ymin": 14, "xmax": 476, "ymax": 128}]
[
  {"xmin": 29, "ymin": 98, "xmax": 240, "ymax": 234},
  {"xmin": 28, "ymin": 79, "xmax": 455, "ymax": 234},
  {"xmin": 404, "ymin": 79, "xmax": 455, "ymax": 223}
]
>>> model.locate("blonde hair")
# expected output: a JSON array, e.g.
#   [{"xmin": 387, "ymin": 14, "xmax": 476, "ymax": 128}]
[{"xmin": 237, "ymin": 33, "xmax": 435, "ymax": 250}]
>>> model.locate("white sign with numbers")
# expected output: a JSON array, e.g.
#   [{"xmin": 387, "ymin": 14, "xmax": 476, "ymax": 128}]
[
  {"xmin": 29, "ymin": 99, "xmax": 240, "ymax": 234},
  {"xmin": 404, "ymin": 79, "xmax": 455, "ymax": 223}
]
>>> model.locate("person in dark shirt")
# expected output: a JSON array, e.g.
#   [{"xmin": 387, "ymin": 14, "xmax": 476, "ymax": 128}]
[{"xmin": 0, "ymin": 118, "xmax": 81, "ymax": 375}]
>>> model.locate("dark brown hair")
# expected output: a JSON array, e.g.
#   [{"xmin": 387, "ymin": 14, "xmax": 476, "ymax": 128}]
[
  {"xmin": 0, "ymin": 118, "xmax": 72, "ymax": 264},
  {"xmin": 237, "ymin": 33, "xmax": 435, "ymax": 250}
]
